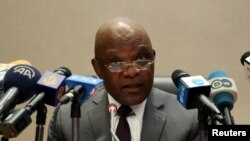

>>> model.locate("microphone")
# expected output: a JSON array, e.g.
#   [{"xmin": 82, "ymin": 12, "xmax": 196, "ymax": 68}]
[
  {"xmin": 0, "ymin": 67, "xmax": 71, "ymax": 138},
  {"xmin": 240, "ymin": 51, "xmax": 250, "ymax": 80},
  {"xmin": 0, "ymin": 60, "xmax": 32, "ymax": 95},
  {"xmin": 0, "ymin": 108, "xmax": 32, "ymax": 138},
  {"xmin": 62, "ymin": 74, "xmax": 103, "ymax": 104},
  {"xmin": 34, "ymin": 67, "xmax": 72, "ymax": 107},
  {"xmin": 171, "ymin": 69, "xmax": 223, "ymax": 118},
  {"xmin": 208, "ymin": 70, "xmax": 237, "ymax": 125},
  {"xmin": 63, "ymin": 75, "xmax": 102, "ymax": 141},
  {"xmin": 0, "ymin": 64, "xmax": 41, "ymax": 120},
  {"xmin": 0, "ymin": 63, "xmax": 11, "ymax": 95},
  {"xmin": 52, "ymin": 66, "xmax": 72, "ymax": 78},
  {"xmin": 9, "ymin": 60, "xmax": 32, "ymax": 66},
  {"xmin": 59, "ymin": 85, "xmax": 85, "ymax": 104},
  {"xmin": 108, "ymin": 103, "xmax": 119, "ymax": 141}
]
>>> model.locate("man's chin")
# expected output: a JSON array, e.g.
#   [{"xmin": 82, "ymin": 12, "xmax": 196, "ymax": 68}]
[{"xmin": 121, "ymin": 96, "xmax": 146, "ymax": 106}]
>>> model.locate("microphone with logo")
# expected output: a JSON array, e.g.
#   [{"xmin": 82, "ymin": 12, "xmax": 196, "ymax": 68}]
[
  {"xmin": 59, "ymin": 74, "xmax": 102, "ymax": 141},
  {"xmin": 60, "ymin": 74, "xmax": 103, "ymax": 104},
  {"xmin": 0, "ymin": 64, "xmax": 41, "ymax": 121},
  {"xmin": 0, "ymin": 67, "xmax": 71, "ymax": 139},
  {"xmin": 171, "ymin": 69, "xmax": 224, "ymax": 141},
  {"xmin": 0, "ymin": 60, "xmax": 32, "ymax": 95},
  {"xmin": 208, "ymin": 70, "xmax": 237, "ymax": 125},
  {"xmin": 28, "ymin": 67, "xmax": 71, "ymax": 141},
  {"xmin": 240, "ymin": 51, "xmax": 250, "ymax": 80},
  {"xmin": 0, "ymin": 64, "xmax": 41, "ymax": 138},
  {"xmin": 33, "ymin": 67, "xmax": 72, "ymax": 107},
  {"xmin": 171, "ymin": 69, "xmax": 222, "ymax": 118}
]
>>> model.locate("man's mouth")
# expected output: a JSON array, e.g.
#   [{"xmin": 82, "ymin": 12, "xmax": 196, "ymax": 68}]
[{"xmin": 122, "ymin": 84, "xmax": 143, "ymax": 93}]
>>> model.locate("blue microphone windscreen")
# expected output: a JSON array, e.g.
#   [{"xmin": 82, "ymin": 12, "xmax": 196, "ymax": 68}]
[{"xmin": 208, "ymin": 70, "xmax": 228, "ymax": 80}]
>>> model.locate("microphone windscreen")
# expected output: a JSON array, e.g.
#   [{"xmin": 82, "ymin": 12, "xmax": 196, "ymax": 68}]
[
  {"xmin": 208, "ymin": 70, "xmax": 237, "ymax": 110},
  {"xmin": 9, "ymin": 60, "xmax": 32, "ymax": 66},
  {"xmin": 240, "ymin": 51, "xmax": 250, "ymax": 65},
  {"xmin": 3, "ymin": 64, "xmax": 41, "ymax": 104},
  {"xmin": 108, "ymin": 103, "xmax": 117, "ymax": 113},
  {"xmin": 53, "ymin": 67, "xmax": 72, "ymax": 77},
  {"xmin": 0, "ymin": 60, "xmax": 32, "ymax": 95},
  {"xmin": 208, "ymin": 70, "xmax": 228, "ymax": 79},
  {"xmin": 171, "ymin": 69, "xmax": 190, "ymax": 87}
]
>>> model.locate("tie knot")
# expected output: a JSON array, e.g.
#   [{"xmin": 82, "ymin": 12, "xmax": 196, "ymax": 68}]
[{"xmin": 117, "ymin": 105, "xmax": 132, "ymax": 117}]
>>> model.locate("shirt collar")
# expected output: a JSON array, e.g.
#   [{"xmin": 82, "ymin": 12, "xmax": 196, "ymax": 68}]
[{"xmin": 107, "ymin": 93, "xmax": 147, "ymax": 118}]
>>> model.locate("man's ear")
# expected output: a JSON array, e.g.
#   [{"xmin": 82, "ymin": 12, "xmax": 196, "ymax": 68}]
[
  {"xmin": 91, "ymin": 58, "xmax": 103, "ymax": 79},
  {"xmin": 152, "ymin": 49, "xmax": 156, "ymax": 57}
]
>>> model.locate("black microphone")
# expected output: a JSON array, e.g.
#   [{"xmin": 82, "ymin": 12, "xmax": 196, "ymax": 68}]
[
  {"xmin": 60, "ymin": 74, "xmax": 103, "ymax": 104},
  {"xmin": 208, "ymin": 70, "xmax": 237, "ymax": 125},
  {"xmin": 0, "ymin": 67, "xmax": 71, "ymax": 138},
  {"xmin": 240, "ymin": 51, "xmax": 250, "ymax": 65},
  {"xmin": 52, "ymin": 66, "xmax": 72, "ymax": 78},
  {"xmin": 171, "ymin": 69, "xmax": 222, "ymax": 118},
  {"xmin": 0, "ymin": 64, "xmax": 41, "ymax": 120},
  {"xmin": 240, "ymin": 51, "xmax": 250, "ymax": 80},
  {"xmin": 59, "ymin": 85, "xmax": 85, "ymax": 104},
  {"xmin": 0, "ymin": 60, "xmax": 32, "ymax": 95}
]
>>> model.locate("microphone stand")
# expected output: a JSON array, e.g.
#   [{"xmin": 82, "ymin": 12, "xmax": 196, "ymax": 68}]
[
  {"xmin": 198, "ymin": 106, "xmax": 225, "ymax": 141},
  {"xmin": 197, "ymin": 108, "xmax": 209, "ymax": 141},
  {"xmin": 223, "ymin": 108, "xmax": 235, "ymax": 125},
  {"xmin": 210, "ymin": 108, "xmax": 234, "ymax": 125},
  {"xmin": 58, "ymin": 85, "xmax": 84, "ymax": 141},
  {"xmin": 25, "ymin": 92, "xmax": 47, "ymax": 141},
  {"xmin": 197, "ymin": 95, "xmax": 224, "ymax": 141},
  {"xmin": 71, "ymin": 96, "xmax": 80, "ymax": 141},
  {"xmin": 35, "ymin": 103, "xmax": 47, "ymax": 141},
  {"xmin": 70, "ymin": 85, "xmax": 84, "ymax": 141}
]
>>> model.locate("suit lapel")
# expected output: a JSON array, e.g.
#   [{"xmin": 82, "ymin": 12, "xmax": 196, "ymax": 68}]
[
  {"xmin": 88, "ymin": 87, "xmax": 112, "ymax": 140},
  {"xmin": 85, "ymin": 87, "xmax": 170, "ymax": 141},
  {"xmin": 141, "ymin": 89, "xmax": 168, "ymax": 141}
]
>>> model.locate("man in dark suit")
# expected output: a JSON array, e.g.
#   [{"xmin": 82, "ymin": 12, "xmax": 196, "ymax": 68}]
[{"xmin": 47, "ymin": 17, "xmax": 200, "ymax": 141}]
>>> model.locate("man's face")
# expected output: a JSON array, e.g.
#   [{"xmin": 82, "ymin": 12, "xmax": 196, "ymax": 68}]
[{"xmin": 94, "ymin": 42, "xmax": 155, "ymax": 106}]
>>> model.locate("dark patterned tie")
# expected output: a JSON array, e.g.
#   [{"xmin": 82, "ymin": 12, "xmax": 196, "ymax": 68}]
[{"xmin": 116, "ymin": 105, "xmax": 132, "ymax": 141}]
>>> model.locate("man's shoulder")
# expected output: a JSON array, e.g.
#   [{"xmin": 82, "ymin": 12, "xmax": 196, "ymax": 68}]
[
  {"xmin": 81, "ymin": 85, "xmax": 107, "ymax": 109},
  {"xmin": 150, "ymin": 87, "xmax": 198, "ymax": 114},
  {"xmin": 151, "ymin": 87, "xmax": 177, "ymax": 100}
]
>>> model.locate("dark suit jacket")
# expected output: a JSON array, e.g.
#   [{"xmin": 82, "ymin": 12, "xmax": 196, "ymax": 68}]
[{"xmin": 47, "ymin": 86, "xmax": 200, "ymax": 141}]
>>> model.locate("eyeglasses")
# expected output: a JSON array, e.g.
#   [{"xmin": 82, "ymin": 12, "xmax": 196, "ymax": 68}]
[{"xmin": 97, "ymin": 59, "xmax": 155, "ymax": 73}]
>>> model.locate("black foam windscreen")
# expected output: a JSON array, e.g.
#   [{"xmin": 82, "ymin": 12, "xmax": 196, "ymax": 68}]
[{"xmin": 3, "ymin": 64, "xmax": 41, "ymax": 104}]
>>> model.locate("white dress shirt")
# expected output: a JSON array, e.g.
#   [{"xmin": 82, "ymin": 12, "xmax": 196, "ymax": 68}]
[{"xmin": 108, "ymin": 94, "xmax": 147, "ymax": 141}]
